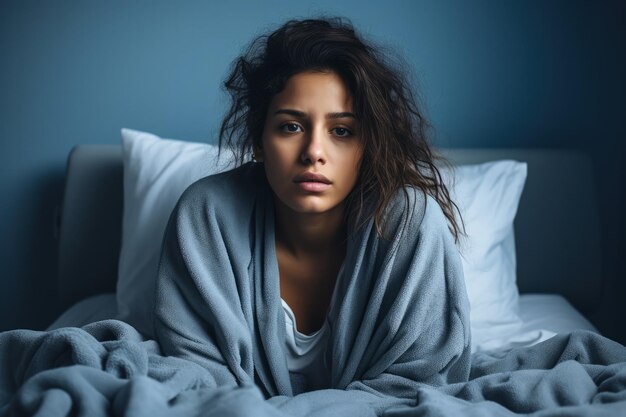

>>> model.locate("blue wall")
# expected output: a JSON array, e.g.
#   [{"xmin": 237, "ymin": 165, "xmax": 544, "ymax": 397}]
[{"xmin": 1, "ymin": 1, "xmax": 624, "ymax": 339}]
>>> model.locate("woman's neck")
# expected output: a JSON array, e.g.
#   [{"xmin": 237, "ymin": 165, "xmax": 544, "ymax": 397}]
[{"xmin": 272, "ymin": 193, "xmax": 347, "ymax": 259}]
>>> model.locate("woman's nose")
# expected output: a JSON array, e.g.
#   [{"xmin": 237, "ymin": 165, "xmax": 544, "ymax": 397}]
[{"xmin": 300, "ymin": 126, "xmax": 327, "ymax": 165}]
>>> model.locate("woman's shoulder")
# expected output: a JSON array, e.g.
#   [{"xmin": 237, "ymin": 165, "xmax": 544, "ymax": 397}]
[
  {"xmin": 383, "ymin": 186, "xmax": 450, "ymax": 237},
  {"xmin": 175, "ymin": 161, "xmax": 263, "ymax": 215}
]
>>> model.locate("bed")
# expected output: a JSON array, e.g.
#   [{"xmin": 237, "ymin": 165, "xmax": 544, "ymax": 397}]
[{"xmin": 5, "ymin": 130, "xmax": 623, "ymax": 416}]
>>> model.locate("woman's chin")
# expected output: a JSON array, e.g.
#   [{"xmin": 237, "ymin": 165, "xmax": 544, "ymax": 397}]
[{"xmin": 279, "ymin": 198, "xmax": 335, "ymax": 215}]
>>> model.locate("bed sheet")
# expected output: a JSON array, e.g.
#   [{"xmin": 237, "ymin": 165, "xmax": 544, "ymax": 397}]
[
  {"xmin": 47, "ymin": 293, "xmax": 118, "ymax": 331},
  {"xmin": 469, "ymin": 293, "xmax": 600, "ymax": 353},
  {"xmin": 518, "ymin": 293, "xmax": 598, "ymax": 334}
]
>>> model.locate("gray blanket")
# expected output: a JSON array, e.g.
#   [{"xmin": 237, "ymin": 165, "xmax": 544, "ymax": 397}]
[{"xmin": 2, "ymin": 162, "xmax": 625, "ymax": 416}]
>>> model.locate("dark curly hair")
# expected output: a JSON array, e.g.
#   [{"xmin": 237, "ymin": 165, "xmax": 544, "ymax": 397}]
[{"xmin": 218, "ymin": 16, "xmax": 465, "ymax": 244}]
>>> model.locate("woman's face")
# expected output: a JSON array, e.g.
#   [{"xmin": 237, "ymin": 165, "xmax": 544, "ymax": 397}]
[{"xmin": 257, "ymin": 70, "xmax": 363, "ymax": 216}]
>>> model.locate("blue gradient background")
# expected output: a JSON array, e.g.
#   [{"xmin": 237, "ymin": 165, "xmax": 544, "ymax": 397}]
[{"xmin": 1, "ymin": 1, "xmax": 624, "ymax": 341}]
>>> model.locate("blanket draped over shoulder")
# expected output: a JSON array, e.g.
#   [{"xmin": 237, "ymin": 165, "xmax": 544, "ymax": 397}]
[{"xmin": 1, "ymin": 162, "xmax": 625, "ymax": 417}]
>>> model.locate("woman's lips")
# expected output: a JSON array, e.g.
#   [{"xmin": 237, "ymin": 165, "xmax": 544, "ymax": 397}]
[
  {"xmin": 293, "ymin": 171, "xmax": 332, "ymax": 192},
  {"xmin": 296, "ymin": 181, "xmax": 332, "ymax": 192}
]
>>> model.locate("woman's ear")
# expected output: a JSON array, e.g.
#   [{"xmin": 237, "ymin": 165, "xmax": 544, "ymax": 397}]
[{"xmin": 253, "ymin": 144, "xmax": 264, "ymax": 162}]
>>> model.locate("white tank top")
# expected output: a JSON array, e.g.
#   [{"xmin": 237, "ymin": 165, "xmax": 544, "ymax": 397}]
[{"xmin": 280, "ymin": 262, "xmax": 344, "ymax": 393}]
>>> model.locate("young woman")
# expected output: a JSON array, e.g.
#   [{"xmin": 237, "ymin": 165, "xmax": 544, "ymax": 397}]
[{"xmin": 153, "ymin": 16, "xmax": 470, "ymax": 406}]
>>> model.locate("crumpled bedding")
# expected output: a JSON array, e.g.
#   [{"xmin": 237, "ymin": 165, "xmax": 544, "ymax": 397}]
[
  {"xmin": 2, "ymin": 162, "xmax": 625, "ymax": 416},
  {"xmin": 2, "ymin": 322, "xmax": 625, "ymax": 416}
]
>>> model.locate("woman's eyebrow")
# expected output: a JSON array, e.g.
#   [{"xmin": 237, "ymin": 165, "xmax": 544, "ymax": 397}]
[{"xmin": 273, "ymin": 109, "xmax": 357, "ymax": 120}]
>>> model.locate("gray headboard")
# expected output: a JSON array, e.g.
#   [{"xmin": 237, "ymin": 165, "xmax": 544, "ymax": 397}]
[
  {"xmin": 57, "ymin": 146, "xmax": 603, "ymax": 316},
  {"xmin": 58, "ymin": 146, "xmax": 122, "ymax": 308}
]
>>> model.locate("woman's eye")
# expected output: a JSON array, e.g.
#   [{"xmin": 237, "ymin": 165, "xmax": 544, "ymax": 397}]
[
  {"xmin": 333, "ymin": 127, "xmax": 352, "ymax": 137},
  {"xmin": 280, "ymin": 123, "xmax": 302, "ymax": 133}
]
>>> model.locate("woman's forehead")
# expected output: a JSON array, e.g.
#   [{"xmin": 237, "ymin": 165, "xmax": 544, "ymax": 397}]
[{"xmin": 269, "ymin": 71, "xmax": 354, "ymax": 113}]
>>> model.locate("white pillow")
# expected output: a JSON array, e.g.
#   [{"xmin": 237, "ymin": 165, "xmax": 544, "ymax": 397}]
[
  {"xmin": 439, "ymin": 161, "xmax": 528, "ymax": 352},
  {"xmin": 116, "ymin": 128, "xmax": 236, "ymax": 338}
]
